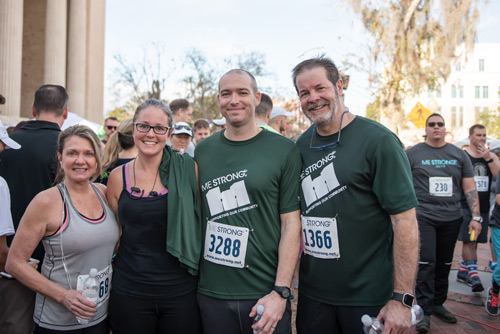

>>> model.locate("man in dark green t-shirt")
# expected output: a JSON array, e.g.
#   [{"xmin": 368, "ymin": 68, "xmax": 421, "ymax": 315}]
[
  {"xmin": 292, "ymin": 56, "xmax": 419, "ymax": 334},
  {"xmin": 195, "ymin": 69, "xmax": 302, "ymax": 334}
]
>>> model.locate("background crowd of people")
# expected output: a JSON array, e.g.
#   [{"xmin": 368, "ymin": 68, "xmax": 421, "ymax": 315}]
[{"xmin": 0, "ymin": 55, "xmax": 499, "ymax": 334}]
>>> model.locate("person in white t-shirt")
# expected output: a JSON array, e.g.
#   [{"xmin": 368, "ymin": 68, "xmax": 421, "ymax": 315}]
[{"xmin": 0, "ymin": 119, "xmax": 21, "ymax": 272}]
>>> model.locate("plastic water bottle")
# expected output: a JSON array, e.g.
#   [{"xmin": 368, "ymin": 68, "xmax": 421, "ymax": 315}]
[
  {"xmin": 252, "ymin": 305, "xmax": 265, "ymax": 334},
  {"xmin": 76, "ymin": 268, "xmax": 99, "ymax": 324},
  {"xmin": 361, "ymin": 304, "xmax": 424, "ymax": 333}
]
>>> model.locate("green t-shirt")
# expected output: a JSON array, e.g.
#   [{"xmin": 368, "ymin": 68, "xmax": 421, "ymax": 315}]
[
  {"xmin": 296, "ymin": 116, "xmax": 418, "ymax": 306},
  {"xmin": 195, "ymin": 128, "xmax": 301, "ymax": 299}
]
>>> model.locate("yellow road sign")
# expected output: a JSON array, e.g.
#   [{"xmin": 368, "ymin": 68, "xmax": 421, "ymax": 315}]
[{"xmin": 409, "ymin": 102, "xmax": 431, "ymax": 128}]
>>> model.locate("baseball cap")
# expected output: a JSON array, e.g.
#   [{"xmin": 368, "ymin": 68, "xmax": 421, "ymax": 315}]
[
  {"xmin": 172, "ymin": 122, "xmax": 193, "ymax": 137},
  {"xmin": 0, "ymin": 120, "xmax": 21, "ymax": 149},
  {"xmin": 270, "ymin": 106, "xmax": 293, "ymax": 120},
  {"xmin": 213, "ymin": 117, "xmax": 226, "ymax": 126}
]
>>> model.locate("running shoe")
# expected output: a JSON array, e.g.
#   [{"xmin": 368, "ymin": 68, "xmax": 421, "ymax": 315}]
[
  {"xmin": 470, "ymin": 275, "xmax": 484, "ymax": 292},
  {"xmin": 488, "ymin": 260, "xmax": 497, "ymax": 272},
  {"xmin": 415, "ymin": 315, "xmax": 430, "ymax": 333},
  {"xmin": 432, "ymin": 305, "xmax": 457, "ymax": 323},
  {"xmin": 485, "ymin": 287, "xmax": 500, "ymax": 316},
  {"xmin": 456, "ymin": 270, "xmax": 469, "ymax": 284}
]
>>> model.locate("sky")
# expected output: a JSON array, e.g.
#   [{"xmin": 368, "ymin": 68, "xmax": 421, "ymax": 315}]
[{"xmin": 104, "ymin": 0, "xmax": 500, "ymax": 117}]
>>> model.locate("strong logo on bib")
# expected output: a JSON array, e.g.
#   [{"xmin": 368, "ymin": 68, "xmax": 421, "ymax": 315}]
[
  {"xmin": 204, "ymin": 221, "xmax": 249, "ymax": 268},
  {"xmin": 301, "ymin": 216, "xmax": 340, "ymax": 259}
]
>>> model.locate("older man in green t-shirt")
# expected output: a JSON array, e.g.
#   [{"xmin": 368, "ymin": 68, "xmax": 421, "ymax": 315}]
[{"xmin": 292, "ymin": 56, "xmax": 420, "ymax": 334}]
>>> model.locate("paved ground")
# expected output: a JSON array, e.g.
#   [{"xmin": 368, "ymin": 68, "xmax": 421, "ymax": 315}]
[{"xmin": 290, "ymin": 238, "xmax": 500, "ymax": 333}]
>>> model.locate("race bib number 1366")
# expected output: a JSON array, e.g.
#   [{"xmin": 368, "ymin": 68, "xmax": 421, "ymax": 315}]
[{"xmin": 302, "ymin": 216, "xmax": 340, "ymax": 259}]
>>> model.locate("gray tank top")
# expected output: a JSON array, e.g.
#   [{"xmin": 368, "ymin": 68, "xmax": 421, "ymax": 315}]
[{"xmin": 34, "ymin": 183, "xmax": 119, "ymax": 330}]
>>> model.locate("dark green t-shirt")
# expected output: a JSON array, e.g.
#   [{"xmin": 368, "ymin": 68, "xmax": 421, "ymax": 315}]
[
  {"xmin": 296, "ymin": 116, "xmax": 418, "ymax": 306},
  {"xmin": 195, "ymin": 129, "xmax": 301, "ymax": 299}
]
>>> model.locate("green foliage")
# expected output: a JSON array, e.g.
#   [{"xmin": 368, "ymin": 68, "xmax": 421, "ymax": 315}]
[
  {"xmin": 479, "ymin": 106, "xmax": 500, "ymax": 138},
  {"xmin": 106, "ymin": 106, "xmax": 132, "ymax": 122},
  {"xmin": 365, "ymin": 97, "xmax": 380, "ymax": 122}
]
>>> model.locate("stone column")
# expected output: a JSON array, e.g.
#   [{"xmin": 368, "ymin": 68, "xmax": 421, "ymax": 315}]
[
  {"xmin": 86, "ymin": 0, "xmax": 106, "ymax": 123},
  {"xmin": 44, "ymin": 0, "xmax": 67, "ymax": 86},
  {"xmin": 67, "ymin": 0, "xmax": 87, "ymax": 117},
  {"xmin": 0, "ymin": 0, "xmax": 24, "ymax": 117}
]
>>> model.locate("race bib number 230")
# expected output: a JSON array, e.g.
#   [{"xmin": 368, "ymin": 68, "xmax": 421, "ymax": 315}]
[
  {"xmin": 429, "ymin": 177, "xmax": 453, "ymax": 197},
  {"xmin": 302, "ymin": 216, "xmax": 340, "ymax": 259}
]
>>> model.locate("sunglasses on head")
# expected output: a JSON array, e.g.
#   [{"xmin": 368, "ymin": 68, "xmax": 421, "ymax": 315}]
[
  {"xmin": 175, "ymin": 124, "xmax": 191, "ymax": 131},
  {"xmin": 427, "ymin": 122, "xmax": 444, "ymax": 127},
  {"xmin": 106, "ymin": 126, "xmax": 117, "ymax": 130}
]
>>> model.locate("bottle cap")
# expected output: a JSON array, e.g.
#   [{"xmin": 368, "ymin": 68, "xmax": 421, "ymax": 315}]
[
  {"xmin": 256, "ymin": 305, "xmax": 264, "ymax": 315},
  {"xmin": 89, "ymin": 268, "xmax": 98, "ymax": 277},
  {"xmin": 361, "ymin": 314, "xmax": 373, "ymax": 327}
]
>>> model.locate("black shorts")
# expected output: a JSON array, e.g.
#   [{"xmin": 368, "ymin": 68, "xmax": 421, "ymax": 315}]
[
  {"xmin": 109, "ymin": 289, "xmax": 201, "ymax": 334},
  {"xmin": 296, "ymin": 293, "xmax": 383, "ymax": 334},
  {"xmin": 34, "ymin": 320, "xmax": 108, "ymax": 334},
  {"xmin": 197, "ymin": 293, "xmax": 292, "ymax": 334},
  {"xmin": 458, "ymin": 208, "xmax": 489, "ymax": 243}
]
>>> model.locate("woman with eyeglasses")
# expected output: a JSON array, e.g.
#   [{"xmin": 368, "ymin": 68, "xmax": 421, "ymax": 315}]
[
  {"xmin": 6, "ymin": 125, "xmax": 119, "ymax": 333},
  {"xmin": 106, "ymin": 99, "xmax": 202, "ymax": 334}
]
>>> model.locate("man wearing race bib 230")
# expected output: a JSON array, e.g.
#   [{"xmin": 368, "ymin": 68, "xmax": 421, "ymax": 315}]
[{"xmin": 406, "ymin": 114, "xmax": 481, "ymax": 333}]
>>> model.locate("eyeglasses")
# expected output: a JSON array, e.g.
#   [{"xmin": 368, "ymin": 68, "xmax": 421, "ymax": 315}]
[
  {"xmin": 134, "ymin": 122, "xmax": 170, "ymax": 135},
  {"xmin": 310, "ymin": 108, "xmax": 349, "ymax": 151},
  {"xmin": 106, "ymin": 126, "xmax": 117, "ymax": 130},
  {"xmin": 427, "ymin": 122, "xmax": 444, "ymax": 127},
  {"xmin": 174, "ymin": 124, "xmax": 192, "ymax": 131}
]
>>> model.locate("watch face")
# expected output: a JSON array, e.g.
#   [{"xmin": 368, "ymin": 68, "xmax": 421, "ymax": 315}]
[
  {"xmin": 403, "ymin": 294, "xmax": 414, "ymax": 306},
  {"xmin": 274, "ymin": 286, "xmax": 291, "ymax": 299}
]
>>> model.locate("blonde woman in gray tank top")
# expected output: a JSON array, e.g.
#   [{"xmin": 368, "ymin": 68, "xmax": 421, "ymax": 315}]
[{"xmin": 6, "ymin": 125, "xmax": 120, "ymax": 333}]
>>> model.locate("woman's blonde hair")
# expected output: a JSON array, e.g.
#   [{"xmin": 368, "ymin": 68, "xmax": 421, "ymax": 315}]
[
  {"xmin": 102, "ymin": 118, "xmax": 134, "ymax": 171},
  {"xmin": 54, "ymin": 125, "xmax": 103, "ymax": 184}
]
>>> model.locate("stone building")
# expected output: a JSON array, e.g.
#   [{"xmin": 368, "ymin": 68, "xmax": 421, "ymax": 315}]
[{"xmin": 0, "ymin": 0, "xmax": 105, "ymax": 124}]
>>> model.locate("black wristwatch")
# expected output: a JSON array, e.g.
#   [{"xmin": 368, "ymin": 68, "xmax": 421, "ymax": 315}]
[
  {"xmin": 273, "ymin": 286, "xmax": 291, "ymax": 299},
  {"xmin": 391, "ymin": 292, "xmax": 414, "ymax": 308}
]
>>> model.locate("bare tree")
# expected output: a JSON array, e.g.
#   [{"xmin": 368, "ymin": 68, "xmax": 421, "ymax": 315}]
[
  {"xmin": 111, "ymin": 42, "xmax": 174, "ymax": 110},
  {"xmin": 181, "ymin": 48, "xmax": 272, "ymax": 120},
  {"xmin": 347, "ymin": 0, "xmax": 482, "ymax": 133},
  {"xmin": 182, "ymin": 48, "xmax": 220, "ymax": 120}
]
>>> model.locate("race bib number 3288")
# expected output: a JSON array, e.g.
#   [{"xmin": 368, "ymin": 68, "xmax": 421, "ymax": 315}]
[
  {"xmin": 302, "ymin": 216, "xmax": 340, "ymax": 259},
  {"xmin": 204, "ymin": 221, "xmax": 249, "ymax": 268}
]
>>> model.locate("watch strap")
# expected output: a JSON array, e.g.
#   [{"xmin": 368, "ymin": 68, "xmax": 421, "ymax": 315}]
[
  {"xmin": 391, "ymin": 292, "xmax": 414, "ymax": 308},
  {"xmin": 273, "ymin": 286, "xmax": 291, "ymax": 299},
  {"xmin": 472, "ymin": 216, "xmax": 483, "ymax": 223}
]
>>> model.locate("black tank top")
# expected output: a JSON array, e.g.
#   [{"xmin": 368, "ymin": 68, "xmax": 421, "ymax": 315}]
[
  {"xmin": 112, "ymin": 164, "xmax": 197, "ymax": 298},
  {"xmin": 461, "ymin": 152, "xmax": 492, "ymax": 213}
]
